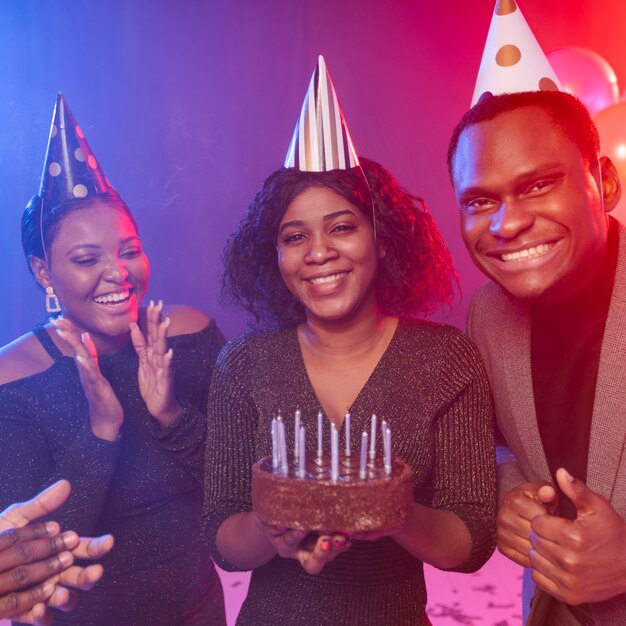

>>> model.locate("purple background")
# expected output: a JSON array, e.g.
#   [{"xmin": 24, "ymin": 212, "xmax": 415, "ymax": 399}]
[{"xmin": 2, "ymin": 0, "xmax": 626, "ymax": 342}]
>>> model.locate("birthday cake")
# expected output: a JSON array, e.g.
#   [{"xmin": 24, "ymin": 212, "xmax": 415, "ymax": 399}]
[{"xmin": 252, "ymin": 451, "xmax": 413, "ymax": 533}]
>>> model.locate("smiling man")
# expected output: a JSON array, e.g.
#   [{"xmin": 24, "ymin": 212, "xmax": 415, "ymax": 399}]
[{"xmin": 448, "ymin": 90, "xmax": 626, "ymax": 625}]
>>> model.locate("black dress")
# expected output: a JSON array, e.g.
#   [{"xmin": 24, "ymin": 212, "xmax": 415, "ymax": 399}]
[
  {"xmin": 0, "ymin": 322, "xmax": 227, "ymax": 626},
  {"xmin": 203, "ymin": 320, "xmax": 496, "ymax": 626}
]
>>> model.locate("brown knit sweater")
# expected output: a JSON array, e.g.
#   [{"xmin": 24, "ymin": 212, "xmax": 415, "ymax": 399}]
[{"xmin": 202, "ymin": 319, "xmax": 496, "ymax": 626}]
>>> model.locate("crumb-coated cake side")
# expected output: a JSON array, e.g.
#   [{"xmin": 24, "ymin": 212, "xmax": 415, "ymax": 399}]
[{"xmin": 252, "ymin": 452, "xmax": 413, "ymax": 533}]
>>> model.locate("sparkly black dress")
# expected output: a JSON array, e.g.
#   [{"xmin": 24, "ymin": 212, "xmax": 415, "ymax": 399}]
[
  {"xmin": 203, "ymin": 320, "xmax": 496, "ymax": 626},
  {"xmin": 0, "ymin": 322, "xmax": 227, "ymax": 626}
]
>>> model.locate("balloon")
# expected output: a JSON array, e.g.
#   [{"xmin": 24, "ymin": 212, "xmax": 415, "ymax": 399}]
[
  {"xmin": 594, "ymin": 103, "xmax": 626, "ymax": 224},
  {"xmin": 547, "ymin": 47, "xmax": 619, "ymax": 115}
]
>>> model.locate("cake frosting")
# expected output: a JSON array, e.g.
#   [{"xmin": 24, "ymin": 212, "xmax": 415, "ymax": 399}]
[{"xmin": 252, "ymin": 451, "xmax": 413, "ymax": 533}]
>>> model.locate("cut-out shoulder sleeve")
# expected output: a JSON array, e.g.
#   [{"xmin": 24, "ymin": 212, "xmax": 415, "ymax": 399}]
[
  {"xmin": 164, "ymin": 305, "xmax": 212, "ymax": 337},
  {"xmin": 0, "ymin": 332, "xmax": 54, "ymax": 386}
]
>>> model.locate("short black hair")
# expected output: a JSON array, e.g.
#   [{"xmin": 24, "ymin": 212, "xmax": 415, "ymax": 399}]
[{"xmin": 447, "ymin": 91, "xmax": 600, "ymax": 178}]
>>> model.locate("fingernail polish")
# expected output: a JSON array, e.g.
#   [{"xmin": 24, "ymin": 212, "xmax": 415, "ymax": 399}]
[
  {"xmin": 321, "ymin": 537, "xmax": 331, "ymax": 551},
  {"xmin": 333, "ymin": 536, "xmax": 345, "ymax": 548},
  {"xmin": 59, "ymin": 551, "xmax": 73, "ymax": 567}
]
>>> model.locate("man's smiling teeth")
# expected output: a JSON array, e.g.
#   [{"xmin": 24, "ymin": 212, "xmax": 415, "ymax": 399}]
[
  {"xmin": 500, "ymin": 242, "xmax": 555, "ymax": 262},
  {"xmin": 308, "ymin": 272, "xmax": 347, "ymax": 285},
  {"xmin": 93, "ymin": 289, "xmax": 130, "ymax": 304}
]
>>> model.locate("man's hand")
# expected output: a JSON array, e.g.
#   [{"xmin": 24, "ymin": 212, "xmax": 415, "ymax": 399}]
[
  {"xmin": 497, "ymin": 481, "xmax": 557, "ymax": 567},
  {"xmin": 529, "ymin": 468, "xmax": 626, "ymax": 605}
]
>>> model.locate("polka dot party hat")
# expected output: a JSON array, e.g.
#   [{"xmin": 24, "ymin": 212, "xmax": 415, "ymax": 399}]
[
  {"xmin": 471, "ymin": 0, "xmax": 562, "ymax": 106},
  {"xmin": 38, "ymin": 93, "xmax": 113, "ymax": 209},
  {"xmin": 284, "ymin": 55, "xmax": 359, "ymax": 171}
]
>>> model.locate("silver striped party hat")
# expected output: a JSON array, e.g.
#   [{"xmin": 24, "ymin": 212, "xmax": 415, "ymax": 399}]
[{"xmin": 284, "ymin": 55, "xmax": 359, "ymax": 172}]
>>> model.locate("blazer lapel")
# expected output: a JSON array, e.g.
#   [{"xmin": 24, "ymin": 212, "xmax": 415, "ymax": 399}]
[
  {"xmin": 587, "ymin": 224, "xmax": 626, "ymax": 504},
  {"xmin": 495, "ymin": 293, "xmax": 552, "ymax": 482}
]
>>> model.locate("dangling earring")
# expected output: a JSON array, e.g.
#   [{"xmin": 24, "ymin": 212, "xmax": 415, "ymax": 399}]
[{"xmin": 45, "ymin": 286, "xmax": 61, "ymax": 315}]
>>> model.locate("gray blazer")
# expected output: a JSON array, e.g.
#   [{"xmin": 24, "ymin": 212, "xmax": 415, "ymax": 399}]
[{"xmin": 467, "ymin": 222, "xmax": 626, "ymax": 625}]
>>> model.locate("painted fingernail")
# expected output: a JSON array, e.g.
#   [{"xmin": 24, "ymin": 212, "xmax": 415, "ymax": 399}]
[
  {"xmin": 59, "ymin": 551, "xmax": 73, "ymax": 567},
  {"xmin": 157, "ymin": 299, "xmax": 163, "ymax": 311},
  {"xmin": 62, "ymin": 531, "xmax": 78, "ymax": 548},
  {"xmin": 45, "ymin": 522, "xmax": 57, "ymax": 534},
  {"xmin": 333, "ymin": 536, "xmax": 345, "ymax": 548},
  {"xmin": 275, "ymin": 526, "xmax": 286, "ymax": 533},
  {"xmin": 81, "ymin": 332, "xmax": 90, "ymax": 342},
  {"xmin": 320, "ymin": 536, "xmax": 331, "ymax": 551},
  {"xmin": 562, "ymin": 468, "xmax": 574, "ymax": 482},
  {"xmin": 149, "ymin": 299, "xmax": 154, "ymax": 308},
  {"xmin": 163, "ymin": 316, "xmax": 171, "ymax": 328}
]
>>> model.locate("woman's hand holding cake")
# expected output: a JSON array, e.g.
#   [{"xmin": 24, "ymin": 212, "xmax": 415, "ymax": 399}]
[{"xmin": 255, "ymin": 519, "xmax": 350, "ymax": 576}]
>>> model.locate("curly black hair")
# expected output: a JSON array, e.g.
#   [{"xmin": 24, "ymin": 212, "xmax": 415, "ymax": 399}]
[{"xmin": 222, "ymin": 157, "xmax": 457, "ymax": 328}]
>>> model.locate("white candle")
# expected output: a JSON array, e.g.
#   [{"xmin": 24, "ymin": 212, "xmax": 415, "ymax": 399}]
[
  {"xmin": 344, "ymin": 412, "xmax": 351, "ymax": 456},
  {"xmin": 369, "ymin": 414, "xmax": 377, "ymax": 459},
  {"xmin": 381, "ymin": 419, "xmax": 388, "ymax": 460},
  {"xmin": 359, "ymin": 431, "xmax": 368, "ymax": 479},
  {"xmin": 298, "ymin": 426, "xmax": 306, "ymax": 478},
  {"xmin": 271, "ymin": 418, "xmax": 279, "ymax": 469},
  {"xmin": 294, "ymin": 409, "xmax": 301, "ymax": 460},
  {"xmin": 278, "ymin": 417, "xmax": 288, "ymax": 475},
  {"xmin": 331, "ymin": 423, "xmax": 339, "ymax": 482},
  {"xmin": 384, "ymin": 427, "xmax": 392, "ymax": 475},
  {"xmin": 317, "ymin": 411, "xmax": 323, "ymax": 459}
]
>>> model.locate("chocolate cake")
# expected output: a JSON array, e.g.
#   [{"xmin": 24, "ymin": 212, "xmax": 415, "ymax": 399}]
[{"xmin": 252, "ymin": 451, "xmax": 413, "ymax": 533}]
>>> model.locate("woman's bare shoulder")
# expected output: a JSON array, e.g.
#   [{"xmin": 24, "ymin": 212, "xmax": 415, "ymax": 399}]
[
  {"xmin": 0, "ymin": 331, "xmax": 54, "ymax": 385},
  {"xmin": 162, "ymin": 304, "xmax": 212, "ymax": 337}
]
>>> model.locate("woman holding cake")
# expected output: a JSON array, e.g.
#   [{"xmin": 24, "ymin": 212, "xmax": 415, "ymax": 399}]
[
  {"xmin": 0, "ymin": 94, "xmax": 227, "ymax": 625},
  {"xmin": 203, "ymin": 57, "xmax": 496, "ymax": 625}
]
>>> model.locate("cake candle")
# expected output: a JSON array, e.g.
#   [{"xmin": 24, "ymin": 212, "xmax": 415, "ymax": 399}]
[
  {"xmin": 359, "ymin": 431, "xmax": 368, "ymax": 479},
  {"xmin": 381, "ymin": 419, "xmax": 389, "ymax": 460},
  {"xmin": 344, "ymin": 412, "xmax": 351, "ymax": 456},
  {"xmin": 369, "ymin": 414, "xmax": 377, "ymax": 459},
  {"xmin": 331, "ymin": 423, "xmax": 339, "ymax": 482},
  {"xmin": 384, "ymin": 427, "xmax": 392, "ymax": 475},
  {"xmin": 317, "ymin": 411, "xmax": 323, "ymax": 460},
  {"xmin": 298, "ymin": 426, "xmax": 306, "ymax": 478},
  {"xmin": 294, "ymin": 409, "xmax": 301, "ymax": 460},
  {"xmin": 271, "ymin": 418, "xmax": 279, "ymax": 469},
  {"xmin": 278, "ymin": 417, "xmax": 288, "ymax": 475}
]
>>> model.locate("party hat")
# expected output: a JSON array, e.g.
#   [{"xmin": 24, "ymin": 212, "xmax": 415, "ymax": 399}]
[
  {"xmin": 284, "ymin": 55, "xmax": 359, "ymax": 171},
  {"xmin": 38, "ymin": 93, "xmax": 113, "ymax": 208},
  {"xmin": 471, "ymin": 0, "xmax": 562, "ymax": 106}
]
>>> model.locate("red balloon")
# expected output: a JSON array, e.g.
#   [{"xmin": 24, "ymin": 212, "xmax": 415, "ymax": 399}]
[{"xmin": 548, "ymin": 47, "xmax": 619, "ymax": 115}]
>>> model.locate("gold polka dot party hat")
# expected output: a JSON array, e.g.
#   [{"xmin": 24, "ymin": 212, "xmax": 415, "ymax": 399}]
[
  {"xmin": 284, "ymin": 55, "xmax": 359, "ymax": 172},
  {"xmin": 471, "ymin": 0, "xmax": 562, "ymax": 105},
  {"xmin": 38, "ymin": 93, "xmax": 113, "ymax": 210}
]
